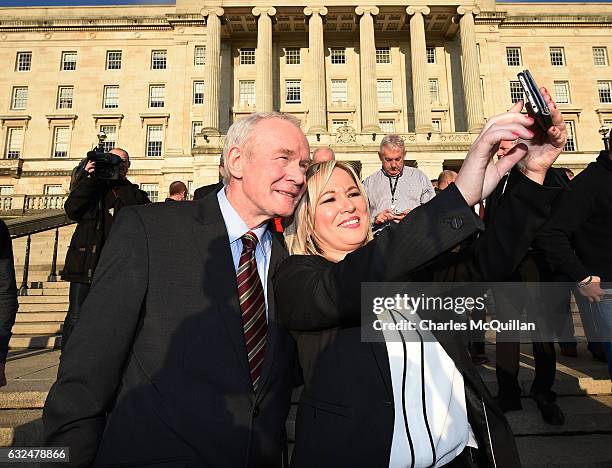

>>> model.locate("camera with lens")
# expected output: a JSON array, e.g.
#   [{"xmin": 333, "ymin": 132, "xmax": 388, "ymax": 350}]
[{"xmin": 85, "ymin": 132, "xmax": 123, "ymax": 180}]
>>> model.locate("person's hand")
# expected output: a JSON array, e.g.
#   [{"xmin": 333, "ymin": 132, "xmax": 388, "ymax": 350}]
[
  {"xmin": 391, "ymin": 209, "xmax": 410, "ymax": 223},
  {"xmin": 0, "ymin": 363, "xmax": 6, "ymax": 387},
  {"xmin": 84, "ymin": 160, "xmax": 96, "ymax": 174},
  {"xmin": 516, "ymin": 88, "xmax": 567, "ymax": 184},
  {"xmin": 577, "ymin": 276, "xmax": 604, "ymax": 303},
  {"xmin": 375, "ymin": 209, "xmax": 394, "ymax": 224},
  {"xmin": 455, "ymin": 100, "xmax": 534, "ymax": 206}
]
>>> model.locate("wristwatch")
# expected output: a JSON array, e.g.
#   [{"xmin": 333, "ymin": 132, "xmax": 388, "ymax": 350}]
[{"xmin": 577, "ymin": 275, "xmax": 593, "ymax": 289}]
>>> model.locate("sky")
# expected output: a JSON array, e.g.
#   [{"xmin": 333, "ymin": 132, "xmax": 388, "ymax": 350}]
[{"xmin": 0, "ymin": 0, "xmax": 610, "ymax": 6}]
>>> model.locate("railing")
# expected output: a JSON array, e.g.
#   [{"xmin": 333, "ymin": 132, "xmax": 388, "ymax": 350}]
[
  {"xmin": 24, "ymin": 194, "xmax": 67, "ymax": 211},
  {"xmin": 7, "ymin": 213, "xmax": 75, "ymax": 296},
  {"xmin": 0, "ymin": 194, "xmax": 67, "ymax": 214}
]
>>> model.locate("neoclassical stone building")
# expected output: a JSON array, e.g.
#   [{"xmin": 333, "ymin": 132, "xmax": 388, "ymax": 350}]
[{"xmin": 0, "ymin": 0, "xmax": 611, "ymax": 206}]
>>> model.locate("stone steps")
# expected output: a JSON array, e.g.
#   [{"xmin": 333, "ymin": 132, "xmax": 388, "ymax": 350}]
[
  {"xmin": 11, "ymin": 322, "xmax": 63, "ymax": 335},
  {"xmin": 15, "ymin": 312, "xmax": 67, "ymax": 323},
  {"xmin": 8, "ymin": 335, "xmax": 61, "ymax": 349}
]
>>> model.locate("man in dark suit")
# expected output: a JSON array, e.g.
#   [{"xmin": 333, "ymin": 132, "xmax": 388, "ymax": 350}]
[
  {"xmin": 0, "ymin": 218, "xmax": 18, "ymax": 387},
  {"xmin": 43, "ymin": 112, "xmax": 310, "ymax": 467}
]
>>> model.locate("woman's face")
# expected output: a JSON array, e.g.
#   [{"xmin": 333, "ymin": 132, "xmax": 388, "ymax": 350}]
[{"xmin": 313, "ymin": 168, "xmax": 369, "ymax": 261}]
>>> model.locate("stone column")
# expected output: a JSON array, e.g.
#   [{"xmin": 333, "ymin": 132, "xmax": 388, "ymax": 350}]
[
  {"xmin": 201, "ymin": 7, "xmax": 224, "ymax": 134},
  {"xmin": 252, "ymin": 6, "xmax": 276, "ymax": 112},
  {"xmin": 406, "ymin": 6, "xmax": 432, "ymax": 133},
  {"xmin": 304, "ymin": 6, "xmax": 328, "ymax": 134},
  {"xmin": 355, "ymin": 6, "xmax": 380, "ymax": 133},
  {"xmin": 457, "ymin": 6, "xmax": 484, "ymax": 132}
]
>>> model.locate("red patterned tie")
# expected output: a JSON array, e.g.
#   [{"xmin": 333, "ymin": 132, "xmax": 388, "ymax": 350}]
[{"xmin": 237, "ymin": 231, "xmax": 267, "ymax": 390}]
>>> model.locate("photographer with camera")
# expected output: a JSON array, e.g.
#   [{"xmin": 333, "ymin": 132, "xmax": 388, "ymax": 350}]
[{"xmin": 61, "ymin": 143, "xmax": 150, "ymax": 349}]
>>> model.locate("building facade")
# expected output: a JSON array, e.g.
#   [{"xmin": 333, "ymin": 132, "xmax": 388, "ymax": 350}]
[{"xmin": 0, "ymin": 0, "xmax": 611, "ymax": 208}]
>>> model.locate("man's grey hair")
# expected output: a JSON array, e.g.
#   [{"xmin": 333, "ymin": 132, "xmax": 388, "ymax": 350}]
[
  {"xmin": 378, "ymin": 134, "xmax": 405, "ymax": 156},
  {"xmin": 221, "ymin": 112, "xmax": 302, "ymax": 184}
]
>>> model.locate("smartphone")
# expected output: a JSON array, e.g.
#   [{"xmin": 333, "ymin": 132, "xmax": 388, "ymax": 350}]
[{"xmin": 517, "ymin": 70, "xmax": 553, "ymax": 132}]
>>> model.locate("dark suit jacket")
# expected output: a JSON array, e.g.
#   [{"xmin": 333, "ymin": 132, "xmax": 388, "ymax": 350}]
[
  {"xmin": 193, "ymin": 181, "xmax": 224, "ymax": 200},
  {"xmin": 275, "ymin": 177, "xmax": 561, "ymax": 468},
  {"xmin": 43, "ymin": 192, "xmax": 296, "ymax": 468}
]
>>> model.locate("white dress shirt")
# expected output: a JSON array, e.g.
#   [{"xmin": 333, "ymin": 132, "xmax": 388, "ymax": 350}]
[
  {"xmin": 380, "ymin": 310, "xmax": 477, "ymax": 468},
  {"xmin": 217, "ymin": 188, "xmax": 272, "ymax": 315}
]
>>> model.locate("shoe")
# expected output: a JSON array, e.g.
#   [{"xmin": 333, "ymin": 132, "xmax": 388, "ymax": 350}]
[
  {"xmin": 535, "ymin": 399, "xmax": 565, "ymax": 425},
  {"xmin": 494, "ymin": 396, "xmax": 523, "ymax": 413},
  {"xmin": 471, "ymin": 353, "xmax": 490, "ymax": 365},
  {"xmin": 559, "ymin": 347, "xmax": 578, "ymax": 358}
]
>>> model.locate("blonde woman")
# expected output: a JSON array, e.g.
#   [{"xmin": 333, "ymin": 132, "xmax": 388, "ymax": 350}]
[{"xmin": 275, "ymin": 97, "xmax": 566, "ymax": 468}]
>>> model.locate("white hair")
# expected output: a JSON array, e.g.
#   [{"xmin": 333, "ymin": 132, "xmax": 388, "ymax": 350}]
[{"xmin": 221, "ymin": 112, "xmax": 302, "ymax": 183}]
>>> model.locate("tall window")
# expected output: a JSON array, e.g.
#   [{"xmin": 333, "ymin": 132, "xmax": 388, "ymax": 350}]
[
  {"xmin": 377, "ymin": 79, "xmax": 393, "ymax": 104},
  {"xmin": 429, "ymin": 79, "xmax": 439, "ymax": 104},
  {"xmin": 146, "ymin": 125, "xmax": 163, "ymax": 157},
  {"xmin": 376, "ymin": 47, "xmax": 391, "ymax": 64},
  {"xmin": 61, "ymin": 51, "xmax": 77, "ymax": 71},
  {"xmin": 593, "ymin": 47, "xmax": 608, "ymax": 66},
  {"xmin": 16, "ymin": 52, "xmax": 32, "ymax": 71},
  {"xmin": 194, "ymin": 46, "xmax": 206, "ymax": 66},
  {"xmin": 106, "ymin": 51, "xmax": 122, "ymax": 70},
  {"xmin": 426, "ymin": 47, "xmax": 436, "ymax": 64},
  {"xmin": 331, "ymin": 119, "xmax": 348, "ymax": 133},
  {"xmin": 151, "ymin": 50, "xmax": 167, "ymax": 69},
  {"xmin": 432, "ymin": 119, "xmax": 442, "ymax": 132},
  {"xmin": 285, "ymin": 80, "xmax": 301, "ymax": 104},
  {"xmin": 239, "ymin": 80, "xmax": 255, "ymax": 106},
  {"xmin": 285, "ymin": 47, "xmax": 301, "ymax": 65},
  {"xmin": 99, "ymin": 125, "xmax": 117, "ymax": 152},
  {"xmin": 509, "ymin": 81, "xmax": 523, "ymax": 103},
  {"xmin": 331, "ymin": 79, "xmax": 347, "ymax": 103},
  {"xmin": 240, "ymin": 48, "xmax": 255, "ymax": 65},
  {"xmin": 149, "ymin": 85, "xmax": 165, "ymax": 108},
  {"xmin": 598, "ymin": 81, "xmax": 612, "ymax": 104},
  {"xmin": 193, "ymin": 81, "xmax": 204, "ymax": 105},
  {"xmin": 330, "ymin": 47, "xmax": 346, "ymax": 64},
  {"xmin": 550, "ymin": 47, "xmax": 566, "ymax": 66},
  {"xmin": 5, "ymin": 128, "xmax": 24, "ymax": 159},
  {"xmin": 140, "ymin": 183, "xmax": 159, "ymax": 202},
  {"xmin": 52, "ymin": 127, "xmax": 70, "ymax": 158},
  {"xmin": 564, "ymin": 121, "xmax": 576, "ymax": 152},
  {"xmin": 192, "ymin": 121, "xmax": 203, "ymax": 148},
  {"xmin": 11, "ymin": 87, "xmax": 28, "ymax": 110},
  {"xmin": 57, "ymin": 86, "xmax": 74, "ymax": 109},
  {"xmin": 553, "ymin": 81, "xmax": 570, "ymax": 104},
  {"xmin": 506, "ymin": 47, "xmax": 522, "ymax": 66},
  {"xmin": 379, "ymin": 119, "xmax": 395, "ymax": 133},
  {"xmin": 103, "ymin": 85, "xmax": 119, "ymax": 109}
]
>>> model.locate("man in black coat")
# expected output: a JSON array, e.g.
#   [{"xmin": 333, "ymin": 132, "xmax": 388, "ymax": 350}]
[
  {"xmin": 60, "ymin": 148, "xmax": 150, "ymax": 348},
  {"xmin": 0, "ymin": 218, "xmax": 18, "ymax": 387},
  {"xmin": 43, "ymin": 112, "xmax": 310, "ymax": 467}
]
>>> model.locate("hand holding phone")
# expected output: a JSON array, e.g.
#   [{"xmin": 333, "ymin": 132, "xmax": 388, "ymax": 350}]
[{"xmin": 517, "ymin": 70, "xmax": 553, "ymax": 132}]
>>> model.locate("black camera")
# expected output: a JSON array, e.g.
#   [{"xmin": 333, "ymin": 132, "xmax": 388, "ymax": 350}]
[{"xmin": 85, "ymin": 132, "xmax": 123, "ymax": 180}]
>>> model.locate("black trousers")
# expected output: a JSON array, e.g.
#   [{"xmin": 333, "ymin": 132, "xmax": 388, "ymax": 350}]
[
  {"xmin": 61, "ymin": 282, "xmax": 90, "ymax": 350},
  {"xmin": 493, "ymin": 283, "xmax": 557, "ymax": 400}
]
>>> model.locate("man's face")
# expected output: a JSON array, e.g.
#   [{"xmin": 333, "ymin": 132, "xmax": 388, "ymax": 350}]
[
  {"xmin": 379, "ymin": 145, "xmax": 405, "ymax": 177},
  {"xmin": 110, "ymin": 149, "xmax": 130, "ymax": 178},
  {"xmin": 240, "ymin": 118, "xmax": 310, "ymax": 219},
  {"xmin": 496, "ymin": 140, "xmax": 516, "ymax": 159}
]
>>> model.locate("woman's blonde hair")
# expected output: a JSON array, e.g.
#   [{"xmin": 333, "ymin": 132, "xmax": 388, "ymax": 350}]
[{"xmin": 284, "ymin": 160, "xmax": 373, "ymax": 256}]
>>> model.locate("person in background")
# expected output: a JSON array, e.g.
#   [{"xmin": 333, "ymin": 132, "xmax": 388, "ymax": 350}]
[
  {"xmin": 363, "ymin": 135, "xmax": 435, "ymax": 229},
  {"xmin": 312, "ymin": 147, "xmax": 335, "ymax": 163},
  {"xmin": 165, "ymin": 181, "xmax": 188, "ymax": 202},
  {"xmin": 0, "ymin": 218, "xmax": 18, "ymax": 387},
  {"xmin": 60, "ymin": 148, "xmax": 150, "ymax": 349},
  {"xmin": 437, "ymin": 170, "xmax": 458, "ymax": 192}
]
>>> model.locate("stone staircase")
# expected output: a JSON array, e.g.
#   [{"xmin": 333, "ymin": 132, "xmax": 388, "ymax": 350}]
[{"xmin": 9, "ymin": 282, "xmax": 68, "ymax": 351}]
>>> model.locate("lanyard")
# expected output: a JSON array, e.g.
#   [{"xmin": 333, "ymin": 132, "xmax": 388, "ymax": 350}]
[{"xmin": 387, "ymin": 173, "xmax": 400, "ymax": 207}]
